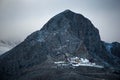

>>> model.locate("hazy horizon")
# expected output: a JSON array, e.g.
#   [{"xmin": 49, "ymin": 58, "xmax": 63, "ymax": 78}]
[{"xmin": 0, "ymin": 0, "xmax": 120, "ymax": 42}]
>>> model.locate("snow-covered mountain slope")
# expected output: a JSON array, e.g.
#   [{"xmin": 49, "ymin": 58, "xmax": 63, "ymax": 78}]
[{"xmin": 0, "ymin": 40, "xmax": 21, "ymax": 55}]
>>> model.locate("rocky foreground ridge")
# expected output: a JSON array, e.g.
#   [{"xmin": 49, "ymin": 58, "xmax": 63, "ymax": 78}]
[{"xmin": 0, "ymin": 10, "xmax": 120, "ymax": 80}]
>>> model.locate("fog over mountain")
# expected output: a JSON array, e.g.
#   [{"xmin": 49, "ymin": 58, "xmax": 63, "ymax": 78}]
[{"xmin": 0, "ymin": 40, "xmax": 21, "ymax": 55}]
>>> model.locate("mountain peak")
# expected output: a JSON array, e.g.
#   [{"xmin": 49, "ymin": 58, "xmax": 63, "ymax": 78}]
[
  {"xmin": 0, "ymin": 10, "xmax": 120, "ymax": 80},
  {"xmin": 62, "ymin": 9, "xmax": 74, "ymax": 13},
  {"xmin": 41, "ymin": 10, "xmax": 88, "ymax": 33},
  {"xmin": 56, "ymin": 9, "xmax": 84, "ymax": 20}
]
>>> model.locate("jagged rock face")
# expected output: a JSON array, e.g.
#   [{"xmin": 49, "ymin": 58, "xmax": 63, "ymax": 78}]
[
  {"xmin": 103, "ymin": 42, "xmax": 120, "ymax": 67},
  {"xmin": 105, "ymin": 42, "xmax": 120, "ymax": 66},
  {"xmin": 111, "ymin": 42, "xmax": 120, "ymax": 58},
  {"xmin": 26, "ymin": 10, "xmax": 101, "ymax": 58},
  {"xmin": 0, "ymin": 10, "xmax": 120, "ymax": 80}
]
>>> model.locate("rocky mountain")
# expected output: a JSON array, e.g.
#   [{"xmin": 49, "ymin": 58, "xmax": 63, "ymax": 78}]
[
  {"xmin": 111, "ymin": 42, "xmax": 120, "ymax": 58},
  {"xmin": 0, "ymin": 40, "xmax": 20, "ymax": 55},
  {"xmin": 103, "ymin": 42, "xmax": 120, "ymax": 65},
  {"xmin": 0, "ymin": 10, "xmax": 120, "ymax": 80}
]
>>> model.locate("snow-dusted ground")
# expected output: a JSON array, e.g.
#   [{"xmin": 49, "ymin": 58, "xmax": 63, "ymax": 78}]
[{"xmin": 54, "ymin": 57, "xmax": 104, "ymax": 68}]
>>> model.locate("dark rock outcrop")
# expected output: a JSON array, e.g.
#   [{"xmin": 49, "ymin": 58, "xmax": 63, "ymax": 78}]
[
  {"xmin": 111, "ymin": 42, "xmax": 120, "ymax": 58},
  {"xmin": 0, "ymin": 10, "xmax": 120, "ymax": 80}
]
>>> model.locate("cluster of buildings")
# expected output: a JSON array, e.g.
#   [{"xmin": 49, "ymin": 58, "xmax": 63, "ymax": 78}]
[{"xmin": 54, "ymin": 56, "xmax": 103, "ymax": 68}]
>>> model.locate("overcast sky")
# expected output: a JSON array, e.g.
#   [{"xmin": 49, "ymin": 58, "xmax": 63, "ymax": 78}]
[{"xmin": 0, "ymin": 0, "xmax": 120, "ymax": 42}]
